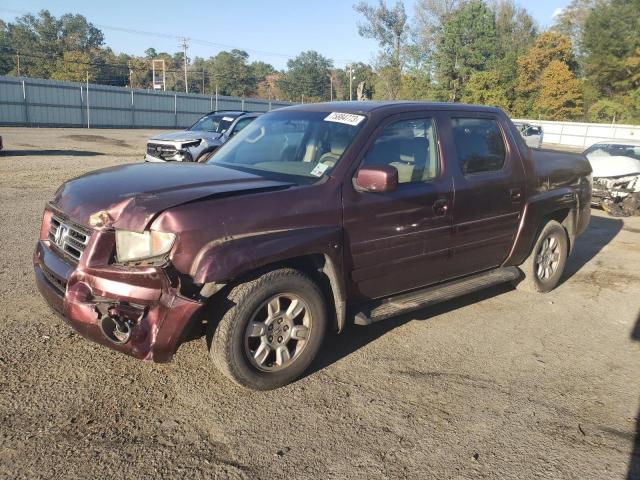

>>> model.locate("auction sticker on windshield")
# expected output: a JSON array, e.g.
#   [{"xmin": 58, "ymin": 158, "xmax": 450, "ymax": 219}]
[
  {"xmin": 324, "ymin": 112, "xmax": 365, "ymax": 126},
  {"xmin": 310, "ymin": 163, "xmax": 330, "ymax": 177}
]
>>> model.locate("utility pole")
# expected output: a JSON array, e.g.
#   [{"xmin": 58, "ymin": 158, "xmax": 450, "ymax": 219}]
[
  {"xmin": 329, "ymin": 73, "xmax": 333, "ymax": 101},
  {"xmin": 349, "ymin": 65, "xmax": 354, "ymax": 101},
  {"xmin": 179, "ymin": 37, "xmax": 189, "ymax": 93},
  {"xmin": 202, "ymin": 67, "xmax": 205, "ymax": 94},
  {"xmin": 16, "ymin": 54, "xmax": 20, "ymax": 77},
  {"xmin": 86, "ymin": 70, "xmax": 90, "ymax": 129},
  {"xmin": 128, "ymin": 60, "xmax": 133, "ymax": 88}
]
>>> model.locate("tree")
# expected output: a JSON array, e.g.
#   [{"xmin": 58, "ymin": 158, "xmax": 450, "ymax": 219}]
[
  {"xmin": 413, "ymin": 0, "xmax": 462, "ymax": 57},
  {"xmin": 354, "ymin": 1, "xmax": 409, "ymax": 70},
  {"xmin": 399, "ymin": 71, "xmax": 432, "ymax": 99},
  {"xmin": 535, "ymin": 60, "xmax": 583, "ymax": 119},
  {"xmin": 582, "ymin": 0, "xmax": 640, "ymax": 96},
  {"xmin": 552, "ymin": 0, "xmax": 599, "ymax": 56},
  {"xmin": 0, "ymin": 20, "xmax": 13, "ymax": 75},
  {"xmin": 587, "ymin": 99, "xmax": 629, "ymax": 122},
  {"xmin": 515, "ymin": 31, "xmax": 576, "ymax": 115},
  {"xmin": 433, "ymin": 0, "xmax": 499, "ymax": 102},
  {"xmin": 7, "ymin": 10, "xmax": 103, "ymax": 79},
  {"xmin": 209, "ymin": 49, "xmax": 256, "ymax": 97},
  {"xmin": 277, "ymin": 50, "xmax": 333, "ymax": 102},
  {"xmin": 493, "ymin": 0, "xmax": 537, "ymax": 56},
  {"xmin": 51, "ymin": 50, "xmax": 99, "ymax": 82},
  {"xmin": 354, "ymin": 1, "xmax": 410, "ymax": 99},
  {"xmin": 462, "ymin": 70, "xmax": 510, "ymax": 110}
]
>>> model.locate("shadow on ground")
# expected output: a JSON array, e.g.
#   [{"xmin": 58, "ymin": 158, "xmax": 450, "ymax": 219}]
[
  {"xmin": 2, "ymin": 149, "xmax": 104, "ymax": 157},
  {"xmin": 563, "ymin": 212, "xmax": 623, "ymax": 279},
  {"xmin": 629, "ymin": 311, "xmax": 640, "ymax": 480},
  {"xmin": 308, "ymin": 210, "xmax": 624, "ymax": 378}
]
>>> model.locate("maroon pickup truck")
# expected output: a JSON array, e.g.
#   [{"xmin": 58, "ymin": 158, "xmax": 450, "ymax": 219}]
[{"xmin": 34, "ymin": 102, "xmax": 592, "ymax": 390}]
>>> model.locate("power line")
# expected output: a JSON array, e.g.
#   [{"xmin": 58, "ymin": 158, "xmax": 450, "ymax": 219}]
[{"xmin": 0, "ymin": 7, "xmax": 360, "ymax": 66}]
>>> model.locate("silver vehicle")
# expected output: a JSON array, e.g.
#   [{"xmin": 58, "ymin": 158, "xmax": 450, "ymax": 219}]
[
  {"xmin": 513, "ymin": 122, "xmax": 543, "ymax": 149},
  {"xmin": 145, "ymin": 111, "xmax": 260, "ymax": 163}
]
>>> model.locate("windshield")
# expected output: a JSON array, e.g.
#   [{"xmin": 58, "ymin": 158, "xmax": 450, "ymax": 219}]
[
  {"xmin": 189, "ymin": 113, "xmax": 236, "ymax": 133},
  {"xmin": 207, "ymin": 110, "xmax": 366, "ymax": 182},
  {"xmin": 584, "ymin": 143, "xmax": 640, "ymax": 161}
]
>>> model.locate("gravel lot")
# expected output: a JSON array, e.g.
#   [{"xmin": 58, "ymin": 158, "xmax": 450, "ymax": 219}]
[{"xmin": 0, "ymin": 127, "xmax": 639, "ymax": 479}]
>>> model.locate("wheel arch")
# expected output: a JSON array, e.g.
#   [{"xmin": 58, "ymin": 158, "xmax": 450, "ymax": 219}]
[
  {"xmin": 202, "ymin": 253, "xmax": 347, "ymax": 333},
  {"xmin": 504, "ymin": 188, "xmax": 579, "ymax": 266}
]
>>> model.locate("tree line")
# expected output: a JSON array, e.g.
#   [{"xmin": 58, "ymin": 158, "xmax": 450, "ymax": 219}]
[{"xmin": 0, "ymin": 2, "xmax": 638, "ymax": 123}]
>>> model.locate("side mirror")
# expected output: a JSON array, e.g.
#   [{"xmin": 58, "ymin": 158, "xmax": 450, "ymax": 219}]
[{"xmin": 354, "ymin": 165, "xmax": 399, "ymax": 193}]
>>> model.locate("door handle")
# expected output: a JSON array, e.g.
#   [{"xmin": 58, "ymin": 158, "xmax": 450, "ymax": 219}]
[
  {"xmin": 510, "ymin": 188, "xmax": 522, "ymax": 201},
  {"xmin": 433, "ymin": 198, "xmax": 449, "ymax": 216}
]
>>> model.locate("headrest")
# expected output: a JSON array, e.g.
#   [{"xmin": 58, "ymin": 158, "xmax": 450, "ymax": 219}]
[{"xmin": 330, "ymin": 133, "xmax": 350, "ymax": 155}]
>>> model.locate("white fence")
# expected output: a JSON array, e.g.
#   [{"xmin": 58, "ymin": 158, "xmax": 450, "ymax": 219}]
[{"xmin": 513, "ymin": 118, "xmax": 640, "ymax": 149}]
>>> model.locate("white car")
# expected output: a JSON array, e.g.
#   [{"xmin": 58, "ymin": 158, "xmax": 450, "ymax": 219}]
[
  {"xmin": 513, "ymin": 122, "xmax": 543, "ymax": 149},
  {"xmin": 583, "ymin": 140, "xmax": 640, "ymax": 216}
]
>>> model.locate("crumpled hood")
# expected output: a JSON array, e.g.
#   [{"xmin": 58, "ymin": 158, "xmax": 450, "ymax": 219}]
[
  {"xmin": 587, "ymin": 155, "xmax": 640, "ymax": 178},
  {"xmin": 150, "ymin": 130, "xmax": 222, "ymax": 142},
  {"xmin": 51, "ymin": 163, "xmax": 292, "ymax": 232}
]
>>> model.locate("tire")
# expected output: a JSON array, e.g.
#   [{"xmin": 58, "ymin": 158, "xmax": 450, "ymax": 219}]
[
  {"xmin": 515, "ymin": 220, "xmax": 568, "ymax": 293},
  {"xmin": 208, "ymin": 268, "xmax": 327, "ymax": 390}
]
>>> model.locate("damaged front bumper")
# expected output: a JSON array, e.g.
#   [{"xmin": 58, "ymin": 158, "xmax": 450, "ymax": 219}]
[
  {"xmin": 33, "ymin": 235, "xmax": 203, "ymax": 363},
  {"xmin": 592, "ymin": 175, "xmax": 640, "ymax": 216}
]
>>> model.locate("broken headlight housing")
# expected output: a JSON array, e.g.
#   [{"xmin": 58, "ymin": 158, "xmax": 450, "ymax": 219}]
[{"xmin": 115, "ymin": 230, "xmax": 176, "ymax": 263}]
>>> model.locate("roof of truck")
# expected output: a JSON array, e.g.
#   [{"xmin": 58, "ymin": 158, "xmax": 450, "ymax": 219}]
[{"xmin": 282, "ymin": 101, "xmax": 504, "ymax": 116}]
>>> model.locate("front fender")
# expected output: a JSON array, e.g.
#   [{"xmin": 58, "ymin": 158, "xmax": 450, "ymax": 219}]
[{"xmin": 190, "ymin": 226, "xmax": 342, "ymax": 284}]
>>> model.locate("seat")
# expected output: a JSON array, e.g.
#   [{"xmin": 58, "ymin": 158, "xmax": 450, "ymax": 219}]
[{"xmin": 317, "ymin": 132, "xmax": 350, "ymax": 166}]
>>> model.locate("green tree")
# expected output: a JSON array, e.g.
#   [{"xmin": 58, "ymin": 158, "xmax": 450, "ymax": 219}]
[
  {"xmin": 552, "ymin": 0, "xmax": 599, "ymax": 56},
  {"xmin": 582, "ymin": 0, "xmax": 640, "ymax": 96},
  {"xmin": 7, "ymin": 10, "xmax": 103, "ymax": 78},
  {"xmin": 0, "ymin": 20, "xmax": 13, "ymax": 75},
  {"xmin": 277, "ymin": 50, "xmax": 333, "ymax": 102},
  {"xmin": 354, "ymin": 0, "xmax": 410, "ymax": 99},
  {"xmin": 535, "ymin": 59, "xmax": 583, "ymax": 119},
  {"xmin": 433, "ymin": 0, "xmax": 499, "ymax": 102},
  {"xmin": 209, "ymin": 49, "xmax": 255, "ymax": 97},
  {"xmin": 462, "ymin": 70, "xmax": 510, "ymax": 110},
  {"xmin": 493, "ymin": 0, "xmax": 537, "ymax": 56},
  {"xmin": 587, "ymin": 99, "xmax": 629, "ymax": 122},
  {"xmin": 50, "ymin": 50, "xmax": 98, "ymax": 82}
]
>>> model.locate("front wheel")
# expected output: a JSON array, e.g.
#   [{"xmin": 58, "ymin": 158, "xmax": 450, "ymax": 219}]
[
  {"xmin": 208, "ymin": 268, "xmax": 327, "ymax": 390},
  {"xmin": 515, "ymin": 220, "xmax": 568, "ymax": 293}
]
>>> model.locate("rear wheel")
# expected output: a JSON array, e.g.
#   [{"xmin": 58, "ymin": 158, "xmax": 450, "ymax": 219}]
[
  {"xmin": 208, "ymin": 268, "xmax": 327, "ymax": 390},
  {"xmin": 515, "ymin": 220, "xmax": 568, "ymax": 293}
]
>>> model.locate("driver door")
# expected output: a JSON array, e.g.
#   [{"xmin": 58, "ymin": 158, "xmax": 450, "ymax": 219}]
[{"xmin": 342, "ymin": 113, "xmax": 453, "ymax": 301}]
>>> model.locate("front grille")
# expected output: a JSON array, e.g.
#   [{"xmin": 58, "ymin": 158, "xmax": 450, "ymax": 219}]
[
  {"xmin": 48, "ymin": 215, "xmax": 91, "ymax": 262},
  {"xmin": 147, "ymin": 142, "xmax": 178, "ymax": 161},
  {"xmin": 41, "ymin": 264, "xmax": 67, "ymax": 293}
]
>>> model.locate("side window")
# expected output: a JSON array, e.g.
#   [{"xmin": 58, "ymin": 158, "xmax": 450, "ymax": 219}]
[
  {"xmin": 362, "ymin": 118, "xmax": 439, "ymax": 184},
  {"xmin": 452, "ymin": 118, "xmax": 506, "ymax": 175},
  {"xmin": 230, "ymin": 117, "xmax": 254, "ymax": 135}
]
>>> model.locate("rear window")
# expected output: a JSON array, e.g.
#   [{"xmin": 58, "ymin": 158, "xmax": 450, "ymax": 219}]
[{"xmin": 452, "ymin": 118, "xmax": 506, "ymax": 175}]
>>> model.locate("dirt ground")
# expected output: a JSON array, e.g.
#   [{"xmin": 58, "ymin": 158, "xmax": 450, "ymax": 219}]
[{"xmin": 0, "ymin": 127, "xmax": 639, "ymax": 480}]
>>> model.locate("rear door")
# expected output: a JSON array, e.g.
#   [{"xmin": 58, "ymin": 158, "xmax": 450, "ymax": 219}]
[
  {"xmin": 442, "ymin": 113, "xmax": 525, "ymax": 279},
  {"xmin": 342, "ymin": 112, "xmax": 453, "ymax": 300}
]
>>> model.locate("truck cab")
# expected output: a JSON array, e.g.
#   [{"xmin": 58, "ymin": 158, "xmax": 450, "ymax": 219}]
[{"xmin": 34, "ymin": 102, "xmax": 592, "ymax": 390}]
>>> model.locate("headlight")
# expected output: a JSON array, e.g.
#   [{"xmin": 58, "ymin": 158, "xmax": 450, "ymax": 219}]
[
  {"xmin": 181, "ymin": 139, "xmax": 202, "ymax": 148},
  {"xmin": 115, "ymin": 230, "xmax": 176, "ymax": 263}
]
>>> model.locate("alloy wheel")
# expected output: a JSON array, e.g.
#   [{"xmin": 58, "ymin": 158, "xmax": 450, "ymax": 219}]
[{"xmin": 244, "ymin": 294, "xmax": 312, "ymax": 372}]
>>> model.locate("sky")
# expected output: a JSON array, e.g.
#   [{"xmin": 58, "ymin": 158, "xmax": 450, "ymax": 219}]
[{"xmin": 0, "ymin": 0, "xmax": 570, "ymax": 70}]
